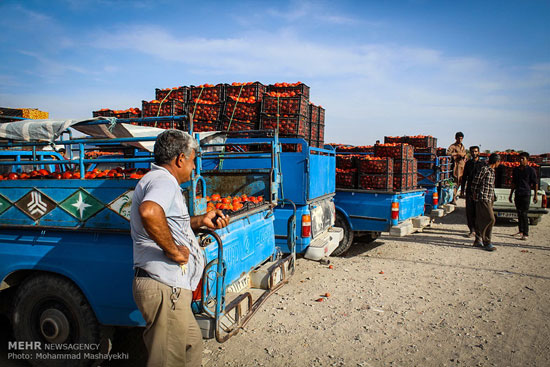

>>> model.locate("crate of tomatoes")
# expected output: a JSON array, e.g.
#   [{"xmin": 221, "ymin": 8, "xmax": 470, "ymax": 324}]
[
  {"xmin": 406, "ymin": 135, "xmax": 437, "ymax": 149},
  {"xmin": 225, "ymin": 82, "xmax": 266, "ymax": 101},
  {"xmin": 220, "ymin": 118, "xmax": 257, "ymax": 132},
  {"xmin": 223, "ymin": 96, "xmax": 261, "ymax": 123},
  {"xmin": 336, "ymin": 168, "xmax": 357, "ymax": 189},
  {"xmin": 336, "ymin": 154, "xmax": 355, "ymax": 170},
  {"xmin": 356, "ymin": 156, "xmax": 393, "ymax": 174},
  {"xmin": 266, "ymin": 82, "xmax": 310, "ymax": 100},
  {"xmin": 188, "ymin": 99, "xmax": 224, "ymax": 122},
  {"xmin": 262, "ymin": 95, "xmax": 309, "ymax": 117},
  {"xmin": 142, "ymin": 99, "xmax": 185, "ymax": 117},
  {"xmin": 92, "ymin": 109, "xmax": 114, "ymax": 117},
  {"xmin": 393, "ymin": 159, "xmax": 417, "ymax": 174},
  {"xmin": 190, "ymin": 83, "xmax": 224, "ymax": 103},
  {"xmin": 393, "ymin": 173, "xmax": 416, "ymax": 191},
  {"xmin": 193, "ymin": 120, "xmax": 220, "ymax": 132},
  {"xmin": 374, "ymin": 143, "xmax": 414, "ymax": 160},
  {"xmin": 260, "ymin": 114, "xmax": 309, "ymax": 137},
  {"xmin": 155, "ymin": 86, "xmax": 189, "ymax": 103},
  {"xmin": 113, "ymin": 108, "xmax": 141, "ymax": 119},
  {"xmin": 384, "ymin": 136, "xmax": 406, "ymax": 144},
  {"xmin": 358, "ymin": 173, "xmax": 393, "ymax": 191}
]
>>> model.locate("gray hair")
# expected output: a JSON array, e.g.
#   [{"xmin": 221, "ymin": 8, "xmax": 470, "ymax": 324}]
[{"xmin": 154, "ymin": 129, "xmax": 199, "ymax": 165}]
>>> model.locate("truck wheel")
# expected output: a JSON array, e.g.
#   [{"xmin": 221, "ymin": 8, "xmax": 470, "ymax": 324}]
[
  {"xmin": 529, "ymin": 217, "xmax": 541, "ymax": 225},
  {"xmin": 12, "ymin": 274, "xmax": 101, "ymax": 367},
  {"xmin": 332, "ymin": 213, "xmax": 354, "ymax": 256}
]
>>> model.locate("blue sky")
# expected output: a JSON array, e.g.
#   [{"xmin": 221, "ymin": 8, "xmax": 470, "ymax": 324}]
[{"xmin": 1, "ymin": 0, "xmax": 549, "ymax": 153}]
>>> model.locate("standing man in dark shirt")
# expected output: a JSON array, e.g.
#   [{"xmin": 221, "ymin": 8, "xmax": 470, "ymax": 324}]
[
  {"xmin": 471, "ymin": 153, "xmax": 501, "ymax": 251},
  {"xmin": 460, "ymin": 146, "xmax": 485, "ymax": 237},
  {"xmin": 509, "ymin": 152, "xmax": 538, "ymax": 241}
]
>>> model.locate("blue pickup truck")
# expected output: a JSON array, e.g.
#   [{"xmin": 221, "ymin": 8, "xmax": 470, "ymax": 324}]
[
  {"xmin": 331, "ymin": 148, "xmax": 429, "ymax": 256},
  {"xmin": 0, "ymin": 118, "xmax": 292, "ymax": 361},
  {"xmin": 201, "ymin": 135, "xmax": 342, "ymax": 262}
]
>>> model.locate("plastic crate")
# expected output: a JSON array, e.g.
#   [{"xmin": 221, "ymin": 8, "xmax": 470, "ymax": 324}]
[
  {"xmin": 352, "ymin": 146, "xmax": 374, "ymax": 153},
  {"xmin": 193, "ymin": 120, "xmax": 220, "ymax": 132},
  {"xmin": 394, "ymin": 159, "xmax": 417, "ymax": 174},
  {"xmin": 266, "ymin": 83, "xmax": 310, "ymax": 100},
  {"xmin": 336, "ymin": 169, "xmax": 357, "ymax": 189},
  {"xmin": 114, "ymin": 110, "xmax": 141, "ymax": 119},
  {"xmin": 336, "ymin": 155, "xmax": 355, "ymax": 170},
  {"xmin": 260, "ymin": 114, "xmax": 308, "ymax": 137},
  {"xmin": 384, "ymin": 136, "xmax": 406, "ymax": 144},
  {"xmin": 220, "ymin": 118, "xmax": 258, "ymax": 132},
  {"xmin": 225, "ymin": 82, "xmax": 266, "ymax": 101},
  {"xmin": 155, "ymin": 87, "xmax": 189, "ymax": 103},
  {"xmin": 142, "ymin": 100, "xmax": 185, "ymax": 117},
  {"xmin": 92, "ymin": 109, "xmax": 114, "ymax": 117},
  {"xmin": 359, "ymin": 173, "xmax": 393, "ymax": 191},
  {"xmin": 190, "ymin": 84, "xmax": 224, "ymax": 103},
  {"xmin": 224, "ymin": 99, "xmax": 261, "ymax": 122},
  {"xmin": 188, "ymin": 102, "xmax": 224, "ymax": 122},
  {"xmin": 375, "ymin": 144, "xmax": 414, "ymax": 160},
  {"xmin": 309, "ymin": 103, "xmax": 319, "ymax": 123},
  {"xmin": 128, "ymin": 119, "xmax": 187, "ymax": 130},
  {"xmin": 261, "ymin": 95, "xmax": 309, "ymax": 117},
  {"xmin": 318, "ymin": 123, "xmax": 325, "ymax": 141},
  {"xmin": 319, "ymin": 106, "xmax": 325, "ymax": 125},
  {"xmin": 406, "ymin": 136, "xmax": 437, "ymax": 148},
  {"xmin": 356, "ymin": 157, "xmax": 393, "ymax": 174},
  {"xmin": 393, "ymin": 173, "xmax": 416, "ymax": 191}
]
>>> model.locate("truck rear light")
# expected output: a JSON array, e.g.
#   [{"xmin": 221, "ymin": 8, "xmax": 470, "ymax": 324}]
[
  {"xmin": 391, "ymin": 202, "xmax": 399, "ymax": 221},
  {"xmin": 301, "ymin": 214, "xmax": 311, "ymax": 238},
  {"xmin": 433, "ymin": 192, "xmax": 439, "ymax": 206},
  {"xmin": 543, "ymin": 194, "xmax": 547, "ymax": 208}
]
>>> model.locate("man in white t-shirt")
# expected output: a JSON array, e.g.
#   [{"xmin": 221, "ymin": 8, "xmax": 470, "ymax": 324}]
[{"xmin": 130, "ymin": 129, "xmax": 229, "ymax": 367}]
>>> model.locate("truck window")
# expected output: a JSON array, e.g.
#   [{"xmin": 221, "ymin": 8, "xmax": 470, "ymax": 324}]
[{"xmin": 541, "ymin": 166, "xmax": 550, "ymax": 178}]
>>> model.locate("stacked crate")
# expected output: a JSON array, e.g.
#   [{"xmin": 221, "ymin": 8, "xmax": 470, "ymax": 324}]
[
  {"xmin": 188, "ymin": 84, "xmax": 224, "ymax": 132},
  {"xmin": 222, "ymin": 82, "xmax": 265, "ymax": 132},
  {"xmin": 356, "ymin": 156, "xmax": 394, "ymax": 190},
  {"xmin": 261, "ymin": 88, "xmax": 309, "ymax": 139},
  {"xmin": 307, "ymin": 103, "xmax": 325, "ymax": 148},
  {"xmin": 374, "ymin": 143, "xmax": 416, "ymax": 191}
]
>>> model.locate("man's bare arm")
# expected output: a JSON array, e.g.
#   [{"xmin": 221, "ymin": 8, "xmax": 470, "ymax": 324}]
[{"xmin": 139, "ymin": 201, "xmax": 189, "ymax": 264}]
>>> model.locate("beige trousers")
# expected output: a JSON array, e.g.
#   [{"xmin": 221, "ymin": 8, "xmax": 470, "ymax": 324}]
[{"xmin": 133, "ymin": 277, "xmax": 203, "ymax": 367}]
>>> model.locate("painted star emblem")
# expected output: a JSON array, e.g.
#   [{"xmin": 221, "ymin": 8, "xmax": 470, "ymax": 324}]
[{"xmin": 71, "ymin": 192, "xmax": 92, "ymax": 219}]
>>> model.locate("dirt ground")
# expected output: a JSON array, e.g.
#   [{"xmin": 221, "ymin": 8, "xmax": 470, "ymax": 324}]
[
  {"xmin": 202, "ymin": 199, "xmax": 550, "ymax": 367},
  {"xmin": 2, "ymin": 199, "xmax": 549, "ymax": 367}
]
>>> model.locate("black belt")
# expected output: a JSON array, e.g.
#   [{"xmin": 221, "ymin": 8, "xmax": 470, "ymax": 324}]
[{"xmin": 134, "ymin": 267, "xmax": 152, "ymax": 278}]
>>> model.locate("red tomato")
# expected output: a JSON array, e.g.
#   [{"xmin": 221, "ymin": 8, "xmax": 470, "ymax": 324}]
[{"xmin": 62, "ymin": 172, "xmax": 73, "ymax": 179}]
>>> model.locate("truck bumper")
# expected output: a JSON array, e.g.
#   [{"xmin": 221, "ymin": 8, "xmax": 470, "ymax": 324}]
[
  {"xmin": 494, "ymin": 208, "xmax": 548, "ymax": 219},
  {"xmin": 389, "ymin": 216, "xmax": 430, "ymax": 236},
  {"xmin": 304, "ymin": 227, "xmax": 343, "ymax": 261}
]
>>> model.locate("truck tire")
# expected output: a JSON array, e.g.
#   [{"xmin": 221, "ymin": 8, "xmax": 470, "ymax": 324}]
[
  {"xmin": 529, "ymin": 217, "xmax": 541, "ymax": 225},
  {"xmin": 332, "ymin": 213, "xmax": 354, "ymax": 256},
  {"xmin": 12, "ymin": 274, "xmax": 102, "ymax": 367}
]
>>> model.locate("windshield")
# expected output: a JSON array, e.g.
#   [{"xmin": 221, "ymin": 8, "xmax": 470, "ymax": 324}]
[{"xmin": 541, "ymin": 166, "xmax": 550, "ymax": 179}]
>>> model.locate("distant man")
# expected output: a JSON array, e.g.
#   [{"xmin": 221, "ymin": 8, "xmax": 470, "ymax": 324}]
[
  {"xmin": 447, "ymin": 132, "xmax": 466, "ymax": 205},
  {"xmin": 460, "ymin": 146, "xmax": 485, "ymax": 237},
  {"xmin": 471, "ymin": 153, "xmax": 501, "ymax": 251},
  {"xmin": 509, "ymin": 152, "xmax": 538, "ymax": 241}
]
